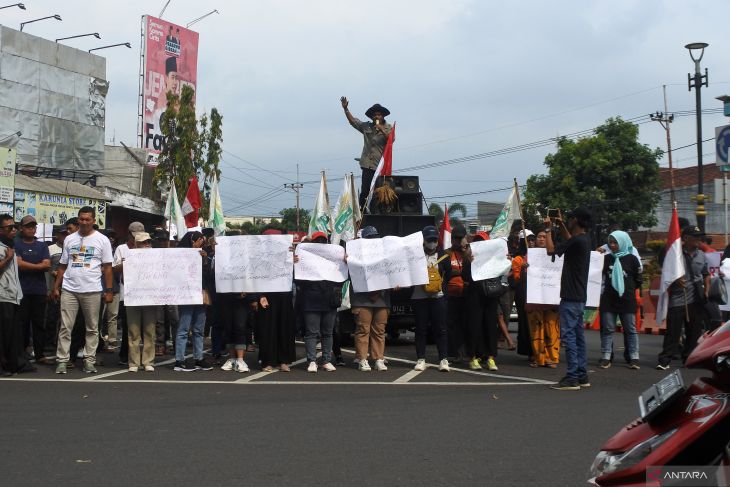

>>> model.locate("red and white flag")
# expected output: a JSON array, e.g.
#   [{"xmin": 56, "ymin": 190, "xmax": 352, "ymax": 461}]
[
  {"xmin": 655, "ymin": 208, "xmax": 685, "ymax": 324},
  {"xmin": 439, "ymin": 204, "xmax": 451, "ymax": 249},
  {"xmin": 363, "ymin": 123, "xmax": 396, "ymax": 212},
  {"xmin": 181, "ymin": 177, "xmax": 202, "ymax": 228}
]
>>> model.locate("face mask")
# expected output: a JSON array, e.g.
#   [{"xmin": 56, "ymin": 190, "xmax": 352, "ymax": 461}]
[{"xmin": 425, "ymin": 241, "xmax": 438, "ymax": 251}]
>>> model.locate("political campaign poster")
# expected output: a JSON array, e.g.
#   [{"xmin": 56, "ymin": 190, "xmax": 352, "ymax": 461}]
[{"xmin": 141, "ymin": 15, "xmax": 199, "ymax": 163}]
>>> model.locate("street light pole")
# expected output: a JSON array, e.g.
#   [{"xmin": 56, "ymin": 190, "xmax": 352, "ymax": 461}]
[
  {"xmin": 20, "ymin": 14, "xmax": 61, "ymax": 32},
  {"xmin": 56, "ymin": 32, "xmax": 101, "ymax": 43},
  {"xmin": 88, "ymin": 42, "xmax": 132, "ymax": 53},
  {"xmin": 686, "ymin": 42, "xmax": 709, "ymax": 232}
]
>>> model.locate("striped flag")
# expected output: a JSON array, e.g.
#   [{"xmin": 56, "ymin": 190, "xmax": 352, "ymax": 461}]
[
  {"xmin": 439, "ymin": 204, "xmax": 451, "ymax": 249},
  {"xmin": 363, "ymin": 123, "xmax": 396, "ymax": 212},
  {"xmin": 655, "ymin": 208, "xmax": 685, "ymax": 323},
  {"xmin": 207, "ymin": 175, "xmax": 225, "ymax": 236}
]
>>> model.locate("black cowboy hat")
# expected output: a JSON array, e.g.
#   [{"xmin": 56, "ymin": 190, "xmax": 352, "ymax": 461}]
[{"xmin": 365, "ymin": 103, "xmax": 390, "ymax": 118}]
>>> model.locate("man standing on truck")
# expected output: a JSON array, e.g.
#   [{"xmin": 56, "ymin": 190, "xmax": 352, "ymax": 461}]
[{"xmin": 340, "ymin": 97, "xmax": 393, "ymax": 209}]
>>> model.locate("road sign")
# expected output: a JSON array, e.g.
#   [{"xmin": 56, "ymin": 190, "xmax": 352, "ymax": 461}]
[{"xmin": 716, "ymin": 124, "xmax": 730, "ymax": 165}]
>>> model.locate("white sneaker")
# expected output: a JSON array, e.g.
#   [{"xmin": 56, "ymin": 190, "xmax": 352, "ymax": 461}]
[
  {"xmin": 144, "ymin": 365, "xmax": 155, "ymax": 372},
  {"xmin": 307, "ymin": 361, "xmax": 318, "ymax": 373},
  {"xmin": 414, "ymin": 359, "xmax": 427, "ymax": 371},
  {"xmin": 359, "ymin": 360, "xmax": 371, "ymax": 371},
  {"xmin": 235, "ymin": 359, "xmax": 249, "ymax": 373},
  {"xmin": 322, "ymin": 362, "xmax": 336, "ymax": 372},
  {"xmin": 439, "ymin": 359, "xmax": 450, "ymax": 372},
  {"xmin": 128, "ymin": 366, "xmax": 138, "ymax": 372},
  {"xmin": 375, "ymin": 359, "xmax": 388, "ymax": 371},
  {"xmin": 221, "ymin": 358, "xmax": 235, "ymax": 371}
]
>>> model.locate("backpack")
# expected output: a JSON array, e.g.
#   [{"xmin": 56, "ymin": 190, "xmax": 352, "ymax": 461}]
[{"xmin": 423, "ymin": 254, "xmax": 449, "ymax": 294}]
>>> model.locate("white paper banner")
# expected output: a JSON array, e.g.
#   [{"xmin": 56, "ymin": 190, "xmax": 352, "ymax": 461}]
[
  {"xmin": 215, "ymin": 235, "xmax": 294, "ymax": 293},
  {"xmin": 346, "ymin": 232, "xmax": 428, "ymax": 292},
  {"xmin": 123, "ymin": 248, "xmax": 202, "ymax": 306},
  {"xmin": 469, "ymin": 239, "xmax": 512, "ymax": 281},
  {"xmin": 295, "ymin": 243, "xmax": 348, "ymax": 282},
  {"xmin": 526, "ymin": 248, "xmax": 604, "ymax": 308}
]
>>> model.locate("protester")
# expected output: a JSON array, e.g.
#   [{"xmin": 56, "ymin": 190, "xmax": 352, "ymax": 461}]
[
  {"xmin": 411, "ymin": 226, "xmax": 451, "ymax": 372},
  {"xmin": 113, "ymin": 222, "xmax": 146, "ymax": 366},
  {"xmin": 44, "ymin": 225, "xmax": 68, "ymax": 349},
  {"xmin": 512, "ymin": 229, "xmax": 534, "ymax": 358},
  {"xmin": 100, "ymin": 229, "xmax": 121, "ymax": 351},
  {"xmin": 524, "ymin": 228, "xmax": 561, "ymax": 368},
  {"xmin": 340, "ymin": 97, "xmax": 393, "ymax": 208},
  {"xmin": 350, "ymin": 226, "xmax": 391, "ymax": 371},
  {"xmin": 52, "ymin": 207, "xmax": 114, "ymax": 374},
  {"xmin": 599, "ymin": 231, "xmax": 642, "ymax": 370},
  {"xmin": 152, "ymin": 229, "xmax": 177, "ymax": 356},
  {"xmin": 174, "ymin": 231, "xmax": 213, "ymax": 372},
  {"xmin": 657, "ymin": 225, "xmax": 709, "ymax": 370},
  {"xmin": 0, "ymin": 214, "xmax": 27, "ymax": 375},
  {"xmin": 462, "ymin": 232, "xmax": 503, "ymax": 371},
  {"xmin": 297, "ymin": 231, "xmax": 342, "ymax": 373},
  {"xmin": 544, "ymin": 208, "xmax": 592, "ymax": 391},
  {"xmin": 445, "ymin": 225, "xmax": 471, "ymax": 363},
  {"xmin": 124, "ymin": 233, "xmax": 159, "ymax": 372},
  {"xmin": 15, "ymin": 215, "xmax": 51, "ymax": 365}
]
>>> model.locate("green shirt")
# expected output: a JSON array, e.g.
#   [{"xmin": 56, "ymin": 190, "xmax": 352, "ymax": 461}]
[{"xmin": 350, "ymin": 118, "xmax": 392, "ymax": 170}]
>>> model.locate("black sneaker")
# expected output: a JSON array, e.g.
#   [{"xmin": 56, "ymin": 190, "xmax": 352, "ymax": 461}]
[
  {"xmin": 550, "ymin": 376, "xmax": 580, "ymax": 391},
  {"xmin": 335, "ymin": 356, "xmax": 346, "ymax": 367},
  {"xmin": 655, "ymin": 363, "xmax": 670, "ymax": 371},
  {"xmin": 598, "ymin": 359, "xmax": 611, "ymax": 369},
  {"xmin": 173, "ymin": 361, "xmax": 196, "ymax": 372},
  {"xmin": 578, "ymin": 376, "xmax": 591, "ymax": 388},
  {"xmin": 195, "ymin": 359, "xmax": 214, "ymax": 371},
  {"xmin": 628, "ymin": 360, "xmax": 640, "ymax": 370}
]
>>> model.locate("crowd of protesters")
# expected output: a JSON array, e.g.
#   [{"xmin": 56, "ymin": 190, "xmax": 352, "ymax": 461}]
[{"xmin": 0, "ymin": 205, "xmax": 722, "ymax": 392}]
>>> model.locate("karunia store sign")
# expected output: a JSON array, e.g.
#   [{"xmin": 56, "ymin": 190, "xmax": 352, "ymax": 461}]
[{"xmin": 13, "ymin": 190, "xmax": 106, "ymax": 227}]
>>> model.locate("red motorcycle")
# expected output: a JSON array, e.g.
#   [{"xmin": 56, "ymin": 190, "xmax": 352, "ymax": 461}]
[{"xmin": 589, "ymin": 321, "xmax": 730, "ymax": 486}]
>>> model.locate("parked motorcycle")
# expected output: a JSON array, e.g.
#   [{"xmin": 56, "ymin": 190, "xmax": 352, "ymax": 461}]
[{"xmin": 589, "ymin": 321, "xmax": 730, "ymax": 486}]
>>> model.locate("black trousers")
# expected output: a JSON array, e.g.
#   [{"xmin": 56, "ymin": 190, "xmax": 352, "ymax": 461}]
[
  {"xmin": 466, "ymin": 289, "xmax": 499, "ymax": 359},
  {"xmin": 219, "ymin": 294, "xmax": 250, "ymax": 348},
  {"xmin": 17, "ymin": 294, "xmax": 47, "ymax": 359},
  {"xmin": 413, "ymin": 297, "xmax": 448, "ymax": 360},
  {"xmin": 359, "ymin": 168, "xmax": 375, "ymax": 210},
  {"xmin": 0, "ymin": 302, "xmax": 19, "ymax": 373},
  {"xmin": 658, "ymin": 301, "xmax": 705, "ymax": 365},
  {"xmin": 447, "ymin": 295, "xmax": 469, "ymax": 358}
]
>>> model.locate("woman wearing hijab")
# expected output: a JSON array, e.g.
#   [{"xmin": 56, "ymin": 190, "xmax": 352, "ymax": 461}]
[{"xmin": 599, "ymin": 231, "xmax": 642, "ymax": 370}]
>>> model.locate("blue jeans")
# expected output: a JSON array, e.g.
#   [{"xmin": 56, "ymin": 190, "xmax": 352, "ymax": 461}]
[
  {"xmin": 559, "ymin": 299, "xmax": 587, "ymax": 380},
  {"xmin": 176, "ymin": 305, "xmax": 206, "ymax": 362},
  {"xmin": 600, "ymin": 311, "xmax": 639, "ymax": 361},
  {"xmin": 304, "ymin": 310, "xmax": 336, "ymax": 363}
]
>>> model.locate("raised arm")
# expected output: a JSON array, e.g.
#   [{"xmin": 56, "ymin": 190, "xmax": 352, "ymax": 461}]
[{"xmin": 341, "ymin": 96, "xmax": 357, "ymax": 126}]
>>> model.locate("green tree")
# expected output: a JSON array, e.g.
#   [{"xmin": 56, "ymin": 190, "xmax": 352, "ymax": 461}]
[
  {"xmin": 279, "ymin": 207, "xmax": 311, "ymax": 232},
  {"xmin": 154, "ymin": 85, "xmax": 224, "ymax": 221},
  {"xmin": 523, "ymin": 117, "xmax": 662, "ymax": 233},
  {"xmin": 428, "ymin": 202, "xmax": 467, "ymax": 225}
]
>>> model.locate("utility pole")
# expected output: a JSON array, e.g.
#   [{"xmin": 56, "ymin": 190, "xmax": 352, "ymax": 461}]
[
  {"xmin": 650, "ymin": 85, "xmax": 676, "ymax": 203},
  {"xmin": 284, "ymin": 163, "xmax": 304, "ymax": 231}
]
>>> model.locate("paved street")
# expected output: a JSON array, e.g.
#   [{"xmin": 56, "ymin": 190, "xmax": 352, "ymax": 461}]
[{"xmin": 0, "ymin": 328, "xmax": 703, "ymax": 486}]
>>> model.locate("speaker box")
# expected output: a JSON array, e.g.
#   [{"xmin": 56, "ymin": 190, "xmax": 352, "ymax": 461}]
[
  {"xmin": 374, "ymin": 175, "xmax": 420, "ymax": 194},
  {"xmin": 396, "ymin": 193, "xmax": 422, "ymax": 214},
  {"xmin": 361, "ymin": 214, "xmax": 436, "ymax": 238}
]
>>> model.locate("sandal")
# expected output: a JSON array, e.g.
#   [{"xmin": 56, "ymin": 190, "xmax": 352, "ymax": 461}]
[
  {"xmin": 528, "ymin": 362, "xmax": 539, "ymax": 368},
  {"xmin": 262, "ymin": 365, "xmax": 273, "ymax": 372},
  {"xmin": 545, "ymin": 363, "xmax": 557, "ymax": 369},
  {"xmin": 279, "ymin": 364, "xmax": 291, "ymax": 372}
]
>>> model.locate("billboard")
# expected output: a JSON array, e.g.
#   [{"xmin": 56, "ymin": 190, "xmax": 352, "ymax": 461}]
[
  {"xmin": 141, "ymin": 15, "xmax": 199, "ymax": 163},
  {"xmin": 0, "ymin": 145, "xmax": 17, "ymax": 214},
  {"xmin": 13, "ymin": 189, "xmax": 106, "ymax": 227}
]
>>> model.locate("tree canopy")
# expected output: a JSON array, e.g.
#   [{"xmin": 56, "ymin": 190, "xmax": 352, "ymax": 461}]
[
  {"xmin": 154, "ymin": 85, "xmax": 224, "ymax": 221},
  {"xmin": 428, "ymin": 202, "xmax": 467, "ymax": 225},
  {"xmin": 522, "ymin": 117, "xmax": 662, "ymax": 232}
]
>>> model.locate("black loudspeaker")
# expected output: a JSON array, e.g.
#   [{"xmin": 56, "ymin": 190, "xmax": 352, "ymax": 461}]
[
  {"xmin": 361, "ymin": 214, "xmax": 436, "ymax": 238},
  {"xmin": 374, "ymin": 175, "xmax": 420, "ymax": 194},
  {"xmin": 396, "ymin": 193, "xmax": 422, "ymax": 214}
]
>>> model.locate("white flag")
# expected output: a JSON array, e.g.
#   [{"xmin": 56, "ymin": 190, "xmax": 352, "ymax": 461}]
[
  {"xmin": 207, "ymin": 175, "xmax": 226, "ymax": 236},
  {"xmin": 164, "ymin": 184, "xmax": 187, "ymax": 241},
  {"xmin": 490, "ymin": 182, "xmax": 521, "ymax": 239},
  {"xmin": 331, "ymin": 174, "xmax": 358, "ymax": 245},
  {"xmin": 308, "ymin": 171, "xmax": 333, "ymax": 236}
]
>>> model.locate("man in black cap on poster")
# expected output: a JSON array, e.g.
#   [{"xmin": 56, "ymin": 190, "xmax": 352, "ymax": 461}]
[
  {"xmin": 340, "ymin": 97, "xmax": 393, "ymax": 209},
  {"xmin": 656, "ymin": 225, "xmax": 709, "ymax": 370}
]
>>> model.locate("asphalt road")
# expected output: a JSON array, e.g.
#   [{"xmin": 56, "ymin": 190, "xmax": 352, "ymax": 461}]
[{"xmin": 0, "ymin": 328, "xmax": 705, "ymax": 487}]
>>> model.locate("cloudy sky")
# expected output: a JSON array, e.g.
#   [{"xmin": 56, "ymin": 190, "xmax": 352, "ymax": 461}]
[{"xmin": 5, "ymin": 1, "xmax": 730, "ymax": 222}]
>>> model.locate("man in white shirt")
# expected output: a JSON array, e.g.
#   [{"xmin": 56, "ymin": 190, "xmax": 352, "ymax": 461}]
[{"xmin": 51, "ymin": 207, "xmax": 113, "ymax": 374}]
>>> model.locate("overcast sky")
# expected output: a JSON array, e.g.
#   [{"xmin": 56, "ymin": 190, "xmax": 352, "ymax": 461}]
[{"xmin": 5, "ymin": 1, "xmax": 730, "ymax": 221}]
